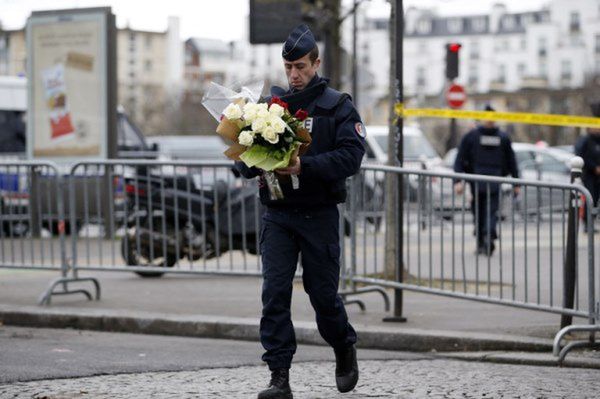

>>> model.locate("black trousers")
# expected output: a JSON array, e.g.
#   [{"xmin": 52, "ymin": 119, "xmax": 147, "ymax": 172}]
[
  {"xmin": 259, "ymin": 205, "xmax": 357, "ymax": 370},
  {"xmin": 470, "ymin": 190, "xmax": 500, "ymax": 244}
]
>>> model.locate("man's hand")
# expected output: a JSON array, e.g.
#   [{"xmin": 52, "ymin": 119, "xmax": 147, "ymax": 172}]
[
  {"xmin": 454, "ymin": 181, "xmax": 464, "ymax": 195},
  {"xmin": 595, "ymin": 166, "xmax": 600, "ymax": 176},
  {"xmin": 275, "ymin": 157, "xmax": 301, "ymax": 175},
  {"xmin": 513, "ymin": 186, "xmax": 521, "ymax": 196}
]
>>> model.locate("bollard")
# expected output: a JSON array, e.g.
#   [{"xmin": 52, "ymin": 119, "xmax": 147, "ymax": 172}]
[{"xmin": 561, "ymin": 156, "xmax": 584, "ymax": 328}]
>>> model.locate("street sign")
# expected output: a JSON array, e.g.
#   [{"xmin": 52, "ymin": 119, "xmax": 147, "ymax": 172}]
[
  {"xmin": 249, "ymin": 0, "xmax": 321, "ymax": 44},
  {"xmin": 446, "ymin": 84, "xmax": 466, "ymax": 109}
]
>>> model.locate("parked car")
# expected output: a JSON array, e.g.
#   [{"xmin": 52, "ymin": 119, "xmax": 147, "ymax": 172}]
[
  {"xmin": 438, "ymin": 142, "xmax": 574, "ymax": 216},
  {"xmin": 364, "ymin": 125, "xmax": 442, "ymax": 167}
]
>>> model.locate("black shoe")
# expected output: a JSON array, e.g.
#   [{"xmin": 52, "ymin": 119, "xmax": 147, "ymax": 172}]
[
  {"xmin": 257, "ymin": 368, "xmax": 293, "ymax": 399},
  {"xmin": 334, "ymin": 345, "xmax": 359, "ymax": 393}
]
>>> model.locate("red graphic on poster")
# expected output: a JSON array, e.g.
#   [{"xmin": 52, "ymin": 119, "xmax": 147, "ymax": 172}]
[{"xmin": 42, "ymin": 64, "xmax": 76, "ymax": 141}]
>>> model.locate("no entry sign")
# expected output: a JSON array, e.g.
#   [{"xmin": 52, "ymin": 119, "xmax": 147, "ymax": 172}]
[{"xmin": 446, "ymin": 84, "xmax": 466, "ymax": 109}]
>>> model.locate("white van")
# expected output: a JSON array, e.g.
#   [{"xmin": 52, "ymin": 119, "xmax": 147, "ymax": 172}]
[{"xmin": 364, "ymin": 125, "xmax": 442, "ymax": 168}]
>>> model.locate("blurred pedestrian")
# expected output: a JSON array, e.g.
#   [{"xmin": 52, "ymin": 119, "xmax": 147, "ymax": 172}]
[
  {"xmin": 575, "ymin": 102, "xmax": 600, "ymax": 232},
  {"xmin": 235, "ymin": 24, "xmax": 364, "ymax": 399},
  {"xmin": 453, "ymin": 105, "xmax": 520, "ymax": 256}
]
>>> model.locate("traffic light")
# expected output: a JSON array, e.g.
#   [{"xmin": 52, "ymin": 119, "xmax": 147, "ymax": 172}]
[{"xmin": 445, "ymin": 42, "xmax": 462, "ymax": 81}]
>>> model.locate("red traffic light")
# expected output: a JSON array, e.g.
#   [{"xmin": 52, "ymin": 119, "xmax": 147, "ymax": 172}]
[{"xmin": 448, "ymin": 43, "xmax": 462, "ymax": 53}]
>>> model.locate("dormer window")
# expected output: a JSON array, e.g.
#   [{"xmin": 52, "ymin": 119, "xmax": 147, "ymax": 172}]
[
  {"xmin": 448, "ymin": 18, "xmax": 463, "ymax": 33},
  {"xmin": 417, "ymin": 19, "xmax": 432, "ymax": 34}
]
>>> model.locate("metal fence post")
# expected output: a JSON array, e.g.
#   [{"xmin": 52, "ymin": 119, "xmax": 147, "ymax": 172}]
[{"xmin": 561, "ymin": 156, "xmax": 583, "ymax": 328}]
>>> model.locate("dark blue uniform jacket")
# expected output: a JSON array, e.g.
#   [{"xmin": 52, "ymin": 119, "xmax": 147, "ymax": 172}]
[
  {"xmin": 454, "ymin": 126, "xmax": 519, "ymax": 192},
  {"xmin": 235, "ymin": 75, "xmax": 366, "ymax": 207}
]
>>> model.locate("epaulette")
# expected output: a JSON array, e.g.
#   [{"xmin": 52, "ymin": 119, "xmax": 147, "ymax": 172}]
[{"xmin": 315, "ymin": 87, "xmax": 351, "ymax": 110}]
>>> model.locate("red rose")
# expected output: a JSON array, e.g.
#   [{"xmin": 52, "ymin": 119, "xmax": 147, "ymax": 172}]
[
  {"xmin": 294, "ymin": 109, "xmax": 308, "ymax": 121},
  {"xmin": 269, "ymin": 96, "xmax": 289, "ymax": 110}
]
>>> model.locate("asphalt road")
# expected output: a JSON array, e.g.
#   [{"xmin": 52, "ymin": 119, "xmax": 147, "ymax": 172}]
[{"xmin": 1, "ymin": 326, "xmax": 600, "ymax": 398}]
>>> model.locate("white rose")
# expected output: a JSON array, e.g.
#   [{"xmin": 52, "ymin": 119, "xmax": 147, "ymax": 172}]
[
  {"xmin": 257, "ymin": 106, "xmax": 270, "ymax": 119},
  {"xmin": 269, "ymin": 103, "xmax": 285, "ymax": 118},
  {"xmin": 269, "ymin": 116, "xmax": 287, "ymax": 134},
  {"xmin": 243, "ymin": 103, "xmax": 258, "ymax": 122},
  {"xmin": 223, "ymin": 103, "xmax": 243, "ymax": 120},
  {"xmin": 262, "ymin": 126, "xmax": 279, "ymax": 144},
  {"xmin": 238, "ymin": 130, "xmax": 254, "ymax": 146},
  {"xmin": 251, "ymin": 117, "xmax": 267, "ymax": 132}
]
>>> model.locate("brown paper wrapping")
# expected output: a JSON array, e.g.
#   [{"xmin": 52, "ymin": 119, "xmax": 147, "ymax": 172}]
[
  {"xmin": 216, "ymin": 118, "xmax": 241, "ymax": 143},
  {"xmin": 223, "ymin": 143, "xmax": 247, "ymax": 161},
  {"xmin": 295, "ymin": 127, "xmax": 312, "ymax": 158}
]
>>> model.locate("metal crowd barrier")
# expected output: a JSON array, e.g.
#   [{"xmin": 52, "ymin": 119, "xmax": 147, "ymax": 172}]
[
  {"xmin": 344, "ymin": 162, "xmax": 598, "ymax": 363},
  {"xmin": 1, "ymin": 158, "xmax": 598, "ymax": 363}
]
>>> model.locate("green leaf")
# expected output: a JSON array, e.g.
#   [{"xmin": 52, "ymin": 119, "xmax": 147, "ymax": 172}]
[{"xmin": 239, "ymin": 145, "xmax": 270, "ymax": 167}]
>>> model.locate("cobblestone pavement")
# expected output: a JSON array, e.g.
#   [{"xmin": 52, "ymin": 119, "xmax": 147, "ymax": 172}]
[{"xmin": 2, "ymin": 359, "xmax": 600, "ymax": 398}]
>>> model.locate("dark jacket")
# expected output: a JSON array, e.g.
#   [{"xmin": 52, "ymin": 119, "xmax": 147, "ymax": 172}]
[
  {"xmin": 576, "ymin": 134, "xmax": 600, "ymax": 182},
  {"xmin": 235, "ymin": 75, "xmax": 366, "ymax": 207},
  {"xmin": 454, "ymin": 126, "xmax": 519, "ymax": 191}
]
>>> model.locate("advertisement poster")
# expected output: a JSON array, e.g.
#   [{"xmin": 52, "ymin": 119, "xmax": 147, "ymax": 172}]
[{"xmin": 28, "ymin": 11, "xmax": 109, "ymax": 158}]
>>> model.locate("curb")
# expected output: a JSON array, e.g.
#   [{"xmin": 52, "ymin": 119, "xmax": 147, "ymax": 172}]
[
  {"xmin": 0, "ymin": 304, "xmax": 554, "ymax": 354},
  {"xmin": 439, "ymin": 351, "xmax": 600, "ymax": 370}
]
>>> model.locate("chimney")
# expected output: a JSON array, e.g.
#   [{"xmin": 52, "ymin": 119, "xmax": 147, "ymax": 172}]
[{"xmin": 490, "ymin": 3, "xmax": 507, "ymax": 33}]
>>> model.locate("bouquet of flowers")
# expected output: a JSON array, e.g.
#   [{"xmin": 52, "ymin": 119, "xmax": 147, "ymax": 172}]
[{"xmin": 202, "ymin": 82, "xmax": 311, "ymax": 199}]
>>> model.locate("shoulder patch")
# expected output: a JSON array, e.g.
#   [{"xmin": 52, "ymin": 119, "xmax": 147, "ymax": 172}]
[{"xmin": 355, "ymin": 122, "xmax": 366, "ymax": 138}]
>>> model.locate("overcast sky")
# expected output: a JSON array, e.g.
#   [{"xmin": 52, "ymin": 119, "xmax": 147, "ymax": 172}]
[{"xmin": 0, "ymin": 0, "xmax": 550, "ymax": 40}]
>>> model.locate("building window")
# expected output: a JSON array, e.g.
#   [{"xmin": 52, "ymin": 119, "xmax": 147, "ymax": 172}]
[
  {"xmin": 570, "ymin": 12, "xmax": 580, "ymax": 33},
  {"xmin": 145, "ymin": 60, "xmax": 152, "ymax": 72},
  {"xmin": 468, "ymin": 66, "xmax": 478, "ymax": 87},
  {"xmin": 471, "ymin": 17, "xmax": 486, "ymax": 32},
  {"xmin": 469, "ymin": 41, "xmax": 479, "ymax": 60},
  {"xmin": 416, "ymin": 67, "xmax": 426, "ymax": 87},
  {"xmin": 520, "ymin": 38, "xmax": 527, "ymax": 50},
  {"xmin": 497, "ymin": 64, "xmax": 506, "ymax": 83},
  {"xmin": 561, "ymin": 60, "xmax": 572, "ymax": 81},
  {"xmin": 448, "ymin": 18, "xmax": 463, "ymax": 33},
  {"xmin": 418, "ymin": 41, "xmax": 427, "ymax": 53},
  {"xmin": 538, "ymin": 37, "xmax": 547, "ymax": 57},
  {"xmin": 539, "ymin": 61, "xmax": 547, "ymax": 78},
  {"xmin": 417, "ymin": 19, "xmax": 431, "ymax": 34},
  {"xmin": 374, "ymin": 19, "xmax": 388, "ymax": 30},
  {"xmin": 145, "ymin": 35, "xmax": 152, "ymax": 49},
  {"xmin": 129, "ymin": 32, "xmax": 136, "ymax": 42},
  {"xmin": 503, "ymin": 16, "xmax": 516, "ymax": 30},
  {"xmin": 596, "ymin": 34, "xmax": 600, "ymax": 54},
  {"xmin": 517, "ymin": 63, "xmax": 526, "ymax": 77}
]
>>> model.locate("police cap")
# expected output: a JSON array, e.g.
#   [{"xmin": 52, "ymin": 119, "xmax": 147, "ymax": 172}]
[{"xmin": 282, "ymin": 24, "xmax": 316, "ymax": 61}]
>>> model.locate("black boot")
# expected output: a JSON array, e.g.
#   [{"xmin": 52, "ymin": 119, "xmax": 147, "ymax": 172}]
[
  {"xmin": 257, "ymin": 368, "xmax": 293, "ymax": 399},
  {"xmin": 334, "ymin": 345, "xmax": 359, "ymax": 393}
]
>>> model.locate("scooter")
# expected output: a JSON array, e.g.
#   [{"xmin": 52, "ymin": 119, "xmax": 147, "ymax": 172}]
[{"xmin": 120, "ymin": 166, "xmax": 262, "ymax": 277}]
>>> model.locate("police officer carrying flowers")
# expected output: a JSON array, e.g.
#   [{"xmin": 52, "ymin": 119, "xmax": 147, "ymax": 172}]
[
  {"xmin": 453, "ymin": 105, "xmax": 519, "ymax": 256},
  {"xmin": 235, "ymin": 24, "xmax": 365, "ymax": 398}
]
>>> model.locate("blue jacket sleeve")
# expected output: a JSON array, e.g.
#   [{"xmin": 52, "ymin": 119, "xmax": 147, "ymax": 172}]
[
  {"xmin": 234, "ymin": 161, "xmax": 261, "ymax": 179},
  {"xmin": 453, "ymin": 132, "xmax": 472, "ymax": 174},
  {"xmin": 300, "ymin": 99, "xmax": 366, "ymax": 181},
  {"xmin": 503, "ymin": 136, "xmax": 519, "ymax": 178}
]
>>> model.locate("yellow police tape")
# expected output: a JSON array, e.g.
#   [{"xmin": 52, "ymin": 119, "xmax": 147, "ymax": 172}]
[{"xmin": 394, "ymin": 103, "xmax": 600, "ymax": 129}]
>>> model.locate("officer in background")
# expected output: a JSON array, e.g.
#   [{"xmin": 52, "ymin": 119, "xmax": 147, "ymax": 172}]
[
  {"xmin": 575, "ymin": 102, "xmax": 600, "ymax": 232},
  {"xmin": 454, "ymin": 105, "xmax": 519, "ymax": 256},
  {"xmin": 235, "ymin": 24, "xmax": 364, "ymax": 399}
]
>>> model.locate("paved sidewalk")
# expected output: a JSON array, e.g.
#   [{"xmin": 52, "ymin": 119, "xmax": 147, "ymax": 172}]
[
  {"xmin": 3, "ymin": 359, "xmax": 600, "ymax": 398},
  {"xmin": 0, "ymin": 268, "xmax": 597, "ymax": 367}
]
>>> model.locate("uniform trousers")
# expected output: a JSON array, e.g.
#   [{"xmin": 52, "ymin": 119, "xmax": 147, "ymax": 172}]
[{"xmin": 259, "ymin": 205, "xmax": 357, "ymax": 370}]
